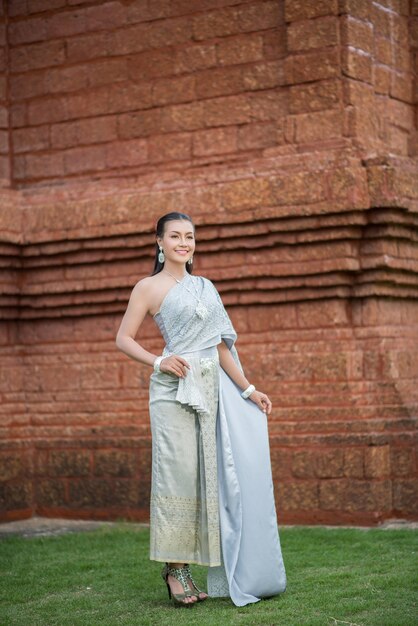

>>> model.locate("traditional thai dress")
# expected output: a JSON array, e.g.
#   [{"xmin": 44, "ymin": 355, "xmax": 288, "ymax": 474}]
[{"xmin": 149, "ymin": 273, "xmax": 286, "ymax": 606}]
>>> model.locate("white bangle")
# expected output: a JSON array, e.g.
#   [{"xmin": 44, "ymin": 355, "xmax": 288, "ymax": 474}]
[
  {"xmin": 153, "ymin": 356, "xmax": 164, "ymax": 373},
  {"xmin": 241, "ymin": 384, "xmax": 255, "ymax": 399}
]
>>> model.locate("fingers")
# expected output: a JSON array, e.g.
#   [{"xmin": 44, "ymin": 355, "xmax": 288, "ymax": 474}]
[
  {"xmin": 160, "ymin": 356, "xmax": 190, "ymax": 378},
  {"xmin": 250, "ymin": 391, "xmax": 272, "ymax": 415},
  {"xmin": 263, "ymin": 395, "xmax": 272, "ymax": 415}
]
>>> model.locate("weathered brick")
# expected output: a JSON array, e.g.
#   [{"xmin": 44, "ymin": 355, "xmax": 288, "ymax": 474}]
[
  {"xmin": 320, "ymin": 479, "xmax": 392, "ymax": 512},
  {"xmin": 175, "ymin": 43, "xmax": 217, "ymax": 73},
  {"xmin": 105, "ymin": 139, "xmax": 148, "ymax": 168},
  {"xmin": 338, "ymin": 0, "xmax": 370, "ymax": 20},
  {"xmin": 69, "ymin": 478, "xmax": 140, "ymax": 507},
  {"xmin": 372, "ymin": 3, "xmax": 392, "ymax": 38},
  {"xmin": 84, "ymin": 1, "xmax": 127, "ymax": 32},
  {"xmin": 28, "ymin": 0, "xmax": 66, "ymax": 11},
  {"xmin": 297, "ymin": 300, "xmax": 349, "ymax": 328},
  {"xmin": 216, "ymin": 34, "xmax": 264, "ymax": 66},
  {"xmin": 202, "ymin": 94, "xmax": 252, "ymax": 127},
  {"xmin": 270, "ymin": 448, "xmax": 293, "ymax": 478},
  {"xmin": 316, "ymin": 449, "xmax": 345, "ymax": 478},
  {"xmin": 242, "ymin": 61, "xmax": 284, "ymax": 90},
  {"xmin": 10, "ymin": 73, "xmax": 47, "ymax": 101},
  {"xmin": 93, "ymin": 450, "xmax": 136, "ymax": 477},
  {"xmin": 0, "ymin": 454, "xmax": 22, "ymax": 481},
  {"xmin": 218, "ymin": 177, "xmax": 271, "ymax": 211},
  {"xmin": 390, "ymin": 447, "xmax": 415, "ymax": 477},
  {"xmin": 263, "ymin": 28, "xmax": 287, "ymax": 59},
  {"xmin": 285, "ymin": 48, "xmax": 339, "ymax": 84},
  {"xmin": 393, "ymin": 42, "xmax": 411, "ymax": 74},
  {"xmin": 295, "ymin": 109, "xmax": 342, "ymax": 142},
  {"xmin": 393, "ymin": 480, "xmax": 418, "ymax": 513},
  {"xmin": 24, "ymin": 152, "xmax": 65, "ymax": 179},
  {"xmin": 50, "ymin": 117, "xmax": 117, "ymax": 150},
  {"xmin": 364, "ymin": 445, "xmax": 391, "ymax": 478},
  {"xmin": 10, "ymin": 40, "xmax": 65, "ymax": 72},
  {"xmin": 285, "ymin": 0, "xmax": 338, "ymax": 21},
  {"xmin": 0, "ymin": 47, "xmax": 5, "ymax": 73},
  {"xmin": 277, "ymin": 480, "xmax": 319, "ymax": 510},
  {"xmin": 375, "ymin": 36, "xmax": 392, "ymax": 66},
  {"xmin": 341, "ymin": 16, "xmax": 374, "ymax": 54},
  {"xmin": 13, "ymin": 126, "xmax": 50, "ymax": 153},
  {"xmin": 9, "ymin": 16, "xmax": 47, "ymax": 44},
  {"xmin": 8, "ymin": 0, "xmax": 28, "ymax": 16},
  {"xmin": 66, "ymin": 31, "xmax": 111, "ymax": 63},
  {"xmin": 238, "ymin": 1, "xmax": 281, "ymax": 32},
  {"xmin": 47, "ymin": 64, "xmax": 90, "ymax": 94},
  {"xmin": 0, "ymin": 482, "xmax": 32, "ymax": 510},
  {"xmin": 193, "ymin": 126, "xmax": 237, "ymax": 157},
  {"xmin": 147, "ymin": 16, "xmax": 191, "ymax": 49},
  {"xmin": 36, "ymin": 479, "xmax": 66, "ymax": 506},
  {"xmin": 152, "ymin": 75, "xmax": 195, "ymax": 106},
  {"xmin": 237, "ymin": 122, "xmax": 280, "ymax": 150},
  {"xmin": 249, "ymin": 90, "xmax": 287, "ymax": 120},
  {"xmin": 289, "ymin": 79, "xmax": 341, "ymax": 113},
  {"xmin": 287, "ymin": 17, "xmax": 339, "ymax": 52},
  {"xmin": 128, "ymin": 49, "xmax": 177, "ymax": 81},
  {"xmin": 63, "ymin": 145, "xmax": 107, "ymax": 175},
  {"xmin": 374, "ymin": 66, "xmax": 391, "ymax": 95},
  {"xmin": 390, "ymin": 73, "xmax": 413, "ymax": 103},
  {"xmin": 118, "ymin": 109, "xmax": 162, "ymax": 139},
  {"xmin": 344, "ymin": 448, "xmax": 364, "ymax": 478},
  {"xmin": 148, "ymin": 132, "xmax": 192, "ymax": 163},
  {"xmin": 46, "ymin": 8, "xmax": 88, "ymax": 39},
  {"xmin": 196, "ymin": 66, "xmax": 243, "ymax": 99},
  {"xmin": 0, "ymin": 130, "xmax": 9, "ymax": 154},
  {"xmin": 342, "ymin": 49, "xmax": 372, "ymax": 83},
  {"xmin": 49, "ymin": 450, "xmax": 90, "ymax": 477},
  {"xmin": 292, "ymin": 450, "xmax": 316, "ymax": 478},
  {"xmin": 192, "ymin": 7, "xmax": 241, "ymax": 40}
]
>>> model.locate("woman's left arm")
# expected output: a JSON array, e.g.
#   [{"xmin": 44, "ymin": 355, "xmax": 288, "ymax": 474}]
[{"xmin": 217, "ymin": 341, "xmax": 272, "ymax": 415}]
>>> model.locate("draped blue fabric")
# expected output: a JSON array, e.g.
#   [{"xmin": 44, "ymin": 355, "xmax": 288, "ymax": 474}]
[{"xmin": 207, "ymin": 369, "xmax": 287, "ymax": 605}]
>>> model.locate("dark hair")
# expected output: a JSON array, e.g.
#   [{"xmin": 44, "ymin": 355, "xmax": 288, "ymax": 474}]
[{"xmin": 152, "ymin": 212, "xmax": 195, "ymax": 275}]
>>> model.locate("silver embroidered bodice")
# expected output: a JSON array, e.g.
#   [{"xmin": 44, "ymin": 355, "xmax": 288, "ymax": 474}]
[
  {"xmin": 153, "ymin": 274, "xmax": 241, "ymax": 416},
  {"xmin": 153, "ymin": 274, "xmax": 237, "ymax": 356}
]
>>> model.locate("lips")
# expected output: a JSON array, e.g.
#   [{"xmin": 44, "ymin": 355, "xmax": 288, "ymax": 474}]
[{"xmin": 175, "ymin": 250, "xmax": 189, "ymax": 255}]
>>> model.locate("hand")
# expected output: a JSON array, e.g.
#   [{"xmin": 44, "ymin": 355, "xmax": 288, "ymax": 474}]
[
  {"xmin": 249, "ymin": 390, "xmax": 272, "ymax": 415},
  {"xmin": 160, "ymin": 355, "xmax": 190, "ymax": 378}
]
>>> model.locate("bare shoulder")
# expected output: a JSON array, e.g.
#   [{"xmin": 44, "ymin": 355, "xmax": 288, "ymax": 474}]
[{"xmin": 130, "ymin": 274, "xmax": 165, "ymax": 307}]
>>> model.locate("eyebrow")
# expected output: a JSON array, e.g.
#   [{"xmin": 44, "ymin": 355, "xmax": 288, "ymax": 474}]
[{"xmin": 168, "ymin": 230, "xmax": 194, "ymax": 235}]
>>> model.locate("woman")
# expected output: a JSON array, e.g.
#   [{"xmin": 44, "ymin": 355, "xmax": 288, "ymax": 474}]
[{"xmin": 116, "ymin": 212, "xmax": 286, "ymax": 607}]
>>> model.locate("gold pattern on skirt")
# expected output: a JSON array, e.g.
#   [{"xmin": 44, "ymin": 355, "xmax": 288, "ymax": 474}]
[{"xmin": 149, "ymin": 354, "xmax": 221, "ymax": 566}]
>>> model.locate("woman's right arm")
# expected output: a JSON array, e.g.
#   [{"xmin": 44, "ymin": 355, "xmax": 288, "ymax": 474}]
[
  {"xmin": 115, "ymin": 280, "xmax": 157, "ymax": 367},
  {"xmin": 115, "ymin": 279, "xmax": 190, "ymax": 378}
]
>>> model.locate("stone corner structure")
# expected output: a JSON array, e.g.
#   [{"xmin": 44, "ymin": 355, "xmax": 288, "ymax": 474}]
[{"xmin": 0, "ymin": 0, "xmax": 417, "ymax": 525}]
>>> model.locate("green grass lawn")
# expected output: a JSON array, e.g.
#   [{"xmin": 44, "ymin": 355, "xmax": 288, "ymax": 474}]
[{"xmin": 0, "ymin": 525, "xmax": 416, "ymax": 626}]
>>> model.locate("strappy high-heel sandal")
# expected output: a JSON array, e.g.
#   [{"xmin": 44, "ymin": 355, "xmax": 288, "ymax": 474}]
[
  {"xmin": 161, "ymin": 563, "xmax": 197, "ymax": 607},
  {"xmin": 183, "ymin": 563, "xmax": 208, "ymax": 602}
]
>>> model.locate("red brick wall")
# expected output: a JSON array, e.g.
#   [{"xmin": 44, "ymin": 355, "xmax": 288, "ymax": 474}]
[
  {"xmin": 0, "ymin": 1, "xmax": 9, "ymax": 186},
  {"xmin": 0, "ymin": 0, "xmax": 417, "ymax": 524}
]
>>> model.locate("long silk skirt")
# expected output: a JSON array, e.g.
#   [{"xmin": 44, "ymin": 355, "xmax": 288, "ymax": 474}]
[{"xmin": 148, "ymin": 346, "xmax": 221, "ymax": 566}]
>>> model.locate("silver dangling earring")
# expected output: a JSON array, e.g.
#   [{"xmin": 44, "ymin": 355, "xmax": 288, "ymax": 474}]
[
  {"xmin": 158, "ymin": 246, "xmax": 165, "ymax": 264},
  {"xmin": 187, "ymin": 256, "xmax": 193, "ymax": 266}
]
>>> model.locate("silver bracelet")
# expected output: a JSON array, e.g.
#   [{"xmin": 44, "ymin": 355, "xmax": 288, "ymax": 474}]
[
  {"xmin": 153, "ymin": 356, "xmax": 164, "ymax": 373},
  {"xmin": 241, "ymin": 384, "xmax": 255, "ymax": 399}
]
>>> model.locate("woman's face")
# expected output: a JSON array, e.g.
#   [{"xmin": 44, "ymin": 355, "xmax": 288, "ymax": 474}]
[{"xmin": 157, "ymin": 219, "xmax": 195, "ymax": 266}]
